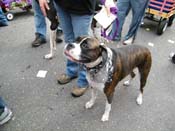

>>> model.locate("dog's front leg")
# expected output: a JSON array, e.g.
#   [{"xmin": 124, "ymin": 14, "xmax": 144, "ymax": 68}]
[
  {"xmin": 44, "ymin": 21, "xmax": 57, "ymax": 59},
  {"xmin": 101, "ymin": 94, "xmax": 113, "ymax": 122},
  {"xmin": 85, "ymin": 87, "xmax": 97, "ymax": 109}
]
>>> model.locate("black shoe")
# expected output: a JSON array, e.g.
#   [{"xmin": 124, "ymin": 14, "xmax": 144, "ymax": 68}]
[
  {"xmin": 56, "ymin": 37, "xmax": 63, "ymax": 43},
  {"xmin": 31, "ymin": 33, "xmax": 46, "ymax": 47},
  {"xmin": 57, "ymin": 28, "xmax": 63, "ymax": 37}
]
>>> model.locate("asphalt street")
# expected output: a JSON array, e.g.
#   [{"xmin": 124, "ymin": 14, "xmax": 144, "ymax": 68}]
[{"xmin": 0, "ymin": 10, "xmax": 175, "ymax": 131}]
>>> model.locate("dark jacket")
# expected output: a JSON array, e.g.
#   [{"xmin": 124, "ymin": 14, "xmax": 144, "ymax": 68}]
[{"xmin": 54, "ymin": 0, "xmax": 97, "ymax": 15}]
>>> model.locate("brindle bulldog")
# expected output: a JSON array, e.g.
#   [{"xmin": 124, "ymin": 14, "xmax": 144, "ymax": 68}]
[{"xmin": 64, "ymin": 36, "xmax": 152, "ymax": 122}]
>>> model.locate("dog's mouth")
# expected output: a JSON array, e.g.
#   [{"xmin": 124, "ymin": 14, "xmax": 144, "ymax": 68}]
[
  {"xmin": 64, "ymin": 50, "xmax": 93, "ymax": 64},
  {"xmin": 64, "ymin": 50, "xmax": 81, "ymax": 63}
]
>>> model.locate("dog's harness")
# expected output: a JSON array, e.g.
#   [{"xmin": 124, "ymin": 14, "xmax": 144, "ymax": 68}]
[{"xmin": 85, "ymin": 43, "xmax": 114, "ymax": 83}]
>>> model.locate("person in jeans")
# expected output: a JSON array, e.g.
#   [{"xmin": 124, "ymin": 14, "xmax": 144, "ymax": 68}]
[
  {"xmin": 31, "ymin": 0, "xmax": 63, "ymax": 47},
  {"xmin": 0, "ymin": 97, "xmax": 12, "ymax": 125},
  {"xmin": 111, "ymin": 0, "xmax": 149, "ymax": 44},
  {"xmin": 38, "ymin": 0, "xmax": 97, "ymax": 97},
  {"xmin": 0, "ymin": 7, "xmax": 8, "ymax": 27}
]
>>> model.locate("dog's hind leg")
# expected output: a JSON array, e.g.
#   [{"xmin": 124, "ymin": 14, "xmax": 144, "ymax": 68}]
[
  {"xmin": 123, "ymin": 71, "xmax": 136, "ymax": 86},
  {"xmin": 44, "ymin": 0, "xmax": 58, "ymax": 59},
  {"xmin": 52, "ymin": 30, "xmax": 57, "ymax": 51},
  {"xmin": 85, "ymin": 87, "xmax": 97, "ymax": 109},
  {"xmin": 137, "ymin": 55, "xmax": 152, "ymax": 105}
]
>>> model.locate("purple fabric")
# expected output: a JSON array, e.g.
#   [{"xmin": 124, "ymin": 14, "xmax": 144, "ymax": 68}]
[
  {"xmin": 0, "ymin": 0, "xmax": 32, "ymax": 8},
  {"xmin": 100, "ymin": 0, "xmax": 105, "ymax": 4}
]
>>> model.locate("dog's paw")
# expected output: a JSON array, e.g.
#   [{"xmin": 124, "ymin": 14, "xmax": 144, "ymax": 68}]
[
  {"xmin": 123, "ymin": 80, "xmax": 130, "ymax": 86},
  {"xmin": 85, "ymin": 101, "xmax": 94, "ymax": 109},
  {"xmin": 101, "ymin": 114, "xmax": 109, "ymax": 122},
  {"xmin": 44, "ymin": 53, "xmax": 53, "ymax": 59},
  {"xmin": 136, "ymin": 93, "xmax": 143, "ymax": 105}
]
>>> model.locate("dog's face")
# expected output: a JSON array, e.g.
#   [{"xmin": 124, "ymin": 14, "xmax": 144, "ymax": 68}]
[{"xmin": 64, "ymin": 36, "xmax": 102, "ymax": 63}]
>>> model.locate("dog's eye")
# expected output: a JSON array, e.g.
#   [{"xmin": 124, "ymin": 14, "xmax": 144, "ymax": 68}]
[{"xmin": 81, "ymin": 43, "xmax": 88, "ymax": 49}]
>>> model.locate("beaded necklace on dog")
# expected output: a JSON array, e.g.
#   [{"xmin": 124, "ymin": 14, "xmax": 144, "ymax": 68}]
[{"xmin": 85, "ymin": 43, "xmax": 114, "ymax": 83}]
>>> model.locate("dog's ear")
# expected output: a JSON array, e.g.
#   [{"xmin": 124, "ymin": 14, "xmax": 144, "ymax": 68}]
[{"xmin": 86, "ymin": 37, "xmax": 99, "ymax": 45}]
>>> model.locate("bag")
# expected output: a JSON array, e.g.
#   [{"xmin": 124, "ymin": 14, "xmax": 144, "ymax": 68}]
[{"xmin": 94, "ymin": 0, "xmax": 119, "ymax": 40}]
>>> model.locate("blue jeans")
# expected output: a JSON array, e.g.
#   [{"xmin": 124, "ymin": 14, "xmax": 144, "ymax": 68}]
[
  {"xmin": 0, "ymin": 7, "xmax": 8, "ymax": 26},
  {"xmin": 112, "ymin": 0, "xmax": 149, "ymax": 41},
  {"xmin": 32, "ymin": 0, "xmax": 46, "ymax": 38},
  {"xmin": 0, "ymin": 97, "xmax": 5, "ymax": 114},
  {"xmin": 55, "ymin": 4, "xmax": 93, "ymax": 87}
]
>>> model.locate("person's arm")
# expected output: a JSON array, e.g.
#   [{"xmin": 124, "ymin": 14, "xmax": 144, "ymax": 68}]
[{"xmin": 38, "ymin": 0, "xmax": 50, "ymax": 16}]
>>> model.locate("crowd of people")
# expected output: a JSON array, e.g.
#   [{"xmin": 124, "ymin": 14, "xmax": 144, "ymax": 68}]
[{"xmin": 0, "ymin": 0, "xmax": 174, "ymax": 127}]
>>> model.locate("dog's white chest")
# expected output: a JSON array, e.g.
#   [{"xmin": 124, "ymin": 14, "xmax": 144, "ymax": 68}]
[{"xmin": 86, "ymin": 67, "xmax": 108, "ymax": 91}]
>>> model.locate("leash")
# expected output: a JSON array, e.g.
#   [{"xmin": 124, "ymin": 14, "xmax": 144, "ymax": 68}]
[{"xmin": 100, "ymin": 0, "xmax": 119, "ymax": 41}]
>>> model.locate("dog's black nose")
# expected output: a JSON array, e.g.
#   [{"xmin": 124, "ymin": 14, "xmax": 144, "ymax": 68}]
[{"xmin": 67, "ymin": 43, "xmax": 75, "ymax": 50}]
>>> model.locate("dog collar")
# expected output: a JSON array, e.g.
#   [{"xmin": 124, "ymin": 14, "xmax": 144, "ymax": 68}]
[
  {"xmin": 86, "ymin": 46, "xmax": 114, "ymax": 83},
  {"xmin": 86, "ymin": 57, "xmax": 105, "ymax": 75},
  {"xmin": 85, "ymin": 57, "xmax": 103, "ymax": 68}
]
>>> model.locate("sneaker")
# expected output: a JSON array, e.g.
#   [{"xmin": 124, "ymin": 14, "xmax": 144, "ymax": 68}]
[
  {"xmin": 31, "ymin": 33, "xmax": 46, "ymax": 47},
  {"xmin": 123, "ymin": 37, "xmax": 134, "ymax": 45},
  {"xmin": 0, "ymin": 107, "xmax": 13, "ymax": 125},
  {"xmin": 140, "ymin": 21, "xmax": 145, "ymax": 27},
  {"xmin": 71, "ymin": 86, "xmax": 88, "ymax": 97},
  {"xmin": 57, "ymin": 74, "xmax": 77, "ymax": 84},
  {"xmin": 169, "ymin": 52, "xmax": 175, "ymax": 64}
]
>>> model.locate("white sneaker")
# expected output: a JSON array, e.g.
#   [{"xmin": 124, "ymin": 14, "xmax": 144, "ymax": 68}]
[
  {"xmin": 169, "ymin": 52, "xmax": 175, "ymax": 64},
  {"xmin": 123, "ymin": 37, "xmax": 134, "ymax": 45},
  {"xmin": 169, "ymin": 52, "xmax": 175, "ymax": 59},
  {"xmin": 0, "ymin": 107, "xmax": 13, "ymax": 125}
]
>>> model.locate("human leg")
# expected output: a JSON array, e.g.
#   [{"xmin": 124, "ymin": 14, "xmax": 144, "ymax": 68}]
[
  {"xmin": 32, "ymin": 0, "xmax": 46, "ymax": 37},
  {"xmin": 71, "ymin": 14, "xmax": 93, "ymax": 88},
  {"xmin": 55, "ymin": 4, "xmax": 92, "ymax": 96},
  {"xmin": 55, "ymin": 5, "xmax": 78, "ymax": 79},
  {"xmin": 55, "ymin": 4, "xmax": 79, "ymax": 87},
  {"xmin": 124, "ymin": 0, "xmax": 149, "ymax": 41},
  {"xmin": 31, "ymin": 0, "xmax": 46, "ymax": 47},
  {"xmin": 0, "ymin": 7, "xmax": 8, "ymax": 26},
  {"xmin": 111, "ymin": 0, "xmax": 131, "ymax": 41}
]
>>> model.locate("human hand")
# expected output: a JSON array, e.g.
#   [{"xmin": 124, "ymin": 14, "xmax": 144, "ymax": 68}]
[
  {"xmin": 104, "ymin": 6, "xmax": 110, "ymax": 17},
  {"xmin": 104, "ymin": 0, "xmax": 116, "ymax": 17},
  {"xmin": 38, "ymin": 0, "xmax": 50, "ymax": 16}
]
